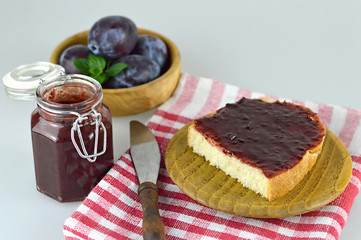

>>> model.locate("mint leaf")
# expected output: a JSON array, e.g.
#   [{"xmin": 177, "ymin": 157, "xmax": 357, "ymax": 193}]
[
  {"xmin": 73, "ymin": 59, "xmax": 91, "ymax": 75},
  {"xmin": 73, "ymin": 54, "xmax": 127, "ymax": 85},
  {"xmin": 92, "ymin": 74, "xmax": 107, "ymax": 84},
  {"xmin": 89, "ymin": 67, "xmax": 103, "ymax": 76},
  {"xmin": 88, "ymin": 54, "xmax": 106, "ymax": 70},
  {"xmin": 105, "ymin": 62, "xmax": 128, "ymax": 77}
]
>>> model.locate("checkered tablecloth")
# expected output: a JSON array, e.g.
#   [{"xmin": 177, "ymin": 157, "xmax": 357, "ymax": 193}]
[{"xmin": 63, "ymin": 73, "xmax": 361, "ymax": 240}]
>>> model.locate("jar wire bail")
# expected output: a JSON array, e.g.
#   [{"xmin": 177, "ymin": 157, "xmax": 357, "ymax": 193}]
[{"xmin": 70, "ymin": 97, "xmax": 107, "ymax": 162}]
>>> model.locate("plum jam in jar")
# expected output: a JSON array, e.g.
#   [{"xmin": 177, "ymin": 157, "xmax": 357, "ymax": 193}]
[
  {"xmin": 31, "ymin": 74, "xmax": 114, "ymax": 202},
  {"xmin": 3, "ymin": 62, "xmax": 114, "ymax": 202}
]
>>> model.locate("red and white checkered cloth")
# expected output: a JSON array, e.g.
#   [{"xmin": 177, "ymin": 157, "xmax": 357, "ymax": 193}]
[{"xmin": 63, "ymin": 73, "xmax": 361, "ymax": 240}]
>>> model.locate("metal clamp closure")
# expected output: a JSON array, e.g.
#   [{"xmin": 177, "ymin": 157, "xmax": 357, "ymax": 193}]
[{"xmin": 71, "ymin": 109, "xmax": 107, "ymax": 163}]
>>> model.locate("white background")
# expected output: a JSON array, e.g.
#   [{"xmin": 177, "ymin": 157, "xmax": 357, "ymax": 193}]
[{"xmin": 1, "ymin": 0, "xmax": 360, "ymax": 239}]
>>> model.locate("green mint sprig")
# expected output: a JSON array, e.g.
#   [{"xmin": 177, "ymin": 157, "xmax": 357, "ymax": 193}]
[{"xmin": 73, "ymin": 54, "xmax": 127, "ymax": 84}]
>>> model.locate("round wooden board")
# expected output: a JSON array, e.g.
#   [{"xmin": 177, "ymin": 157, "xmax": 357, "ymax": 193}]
[{"xmin": 165, "ymin": 123, "xmax": 353, "ymax": 218}]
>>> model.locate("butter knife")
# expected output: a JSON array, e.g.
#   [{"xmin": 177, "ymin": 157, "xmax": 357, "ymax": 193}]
[{"xmin": 130, "ymin": 120, "xmax": 165, "ymax": 240}]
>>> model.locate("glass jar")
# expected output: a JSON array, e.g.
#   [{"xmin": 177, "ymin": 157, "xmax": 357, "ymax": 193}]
[{"xmin": 3, "ymin": 63, "xmax": 114, "ymax": 202}]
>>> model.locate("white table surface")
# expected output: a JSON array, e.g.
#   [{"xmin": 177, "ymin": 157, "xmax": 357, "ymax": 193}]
[{"xmin": 1, "ymin": 0, "xmax": 360, "ymax": 239}]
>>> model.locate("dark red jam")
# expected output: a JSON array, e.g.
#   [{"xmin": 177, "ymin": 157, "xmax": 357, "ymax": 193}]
[
  {"xmin": 194, "ymin": 98, "xmax": 326, "ymax": 178},
  {"xmin": 46, "ymin": 87, "xmax": 92, "ymax": 104},
  {"xmin": 31, "ymin": 81, "xmax": 113, "ymax": 202}
]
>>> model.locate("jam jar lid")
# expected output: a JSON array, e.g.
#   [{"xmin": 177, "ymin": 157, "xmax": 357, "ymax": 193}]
[{"xmin": 2, "ymin": 62, "xmax": 65, "ymax": 100}]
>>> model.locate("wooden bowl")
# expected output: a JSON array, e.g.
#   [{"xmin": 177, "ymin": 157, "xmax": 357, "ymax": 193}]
[{"xmin": 50, "ymin": 29, "xmax": 181, "ymax": 116}]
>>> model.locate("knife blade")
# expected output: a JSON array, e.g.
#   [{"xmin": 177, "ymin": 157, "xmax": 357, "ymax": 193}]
[{"xmin": 130, "ymin": 120, "xmax": 165, "ymax": 240}]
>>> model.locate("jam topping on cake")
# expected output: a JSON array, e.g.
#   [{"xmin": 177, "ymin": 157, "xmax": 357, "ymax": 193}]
[{"xmin": 194, "ymin": 98, "xmax": 326, "ymax": 178}]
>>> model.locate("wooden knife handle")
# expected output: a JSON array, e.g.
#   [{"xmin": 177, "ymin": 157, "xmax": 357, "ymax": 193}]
[{"xmin": 138, "ymin": 182, "xmax": 165, "ymax": 240}]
